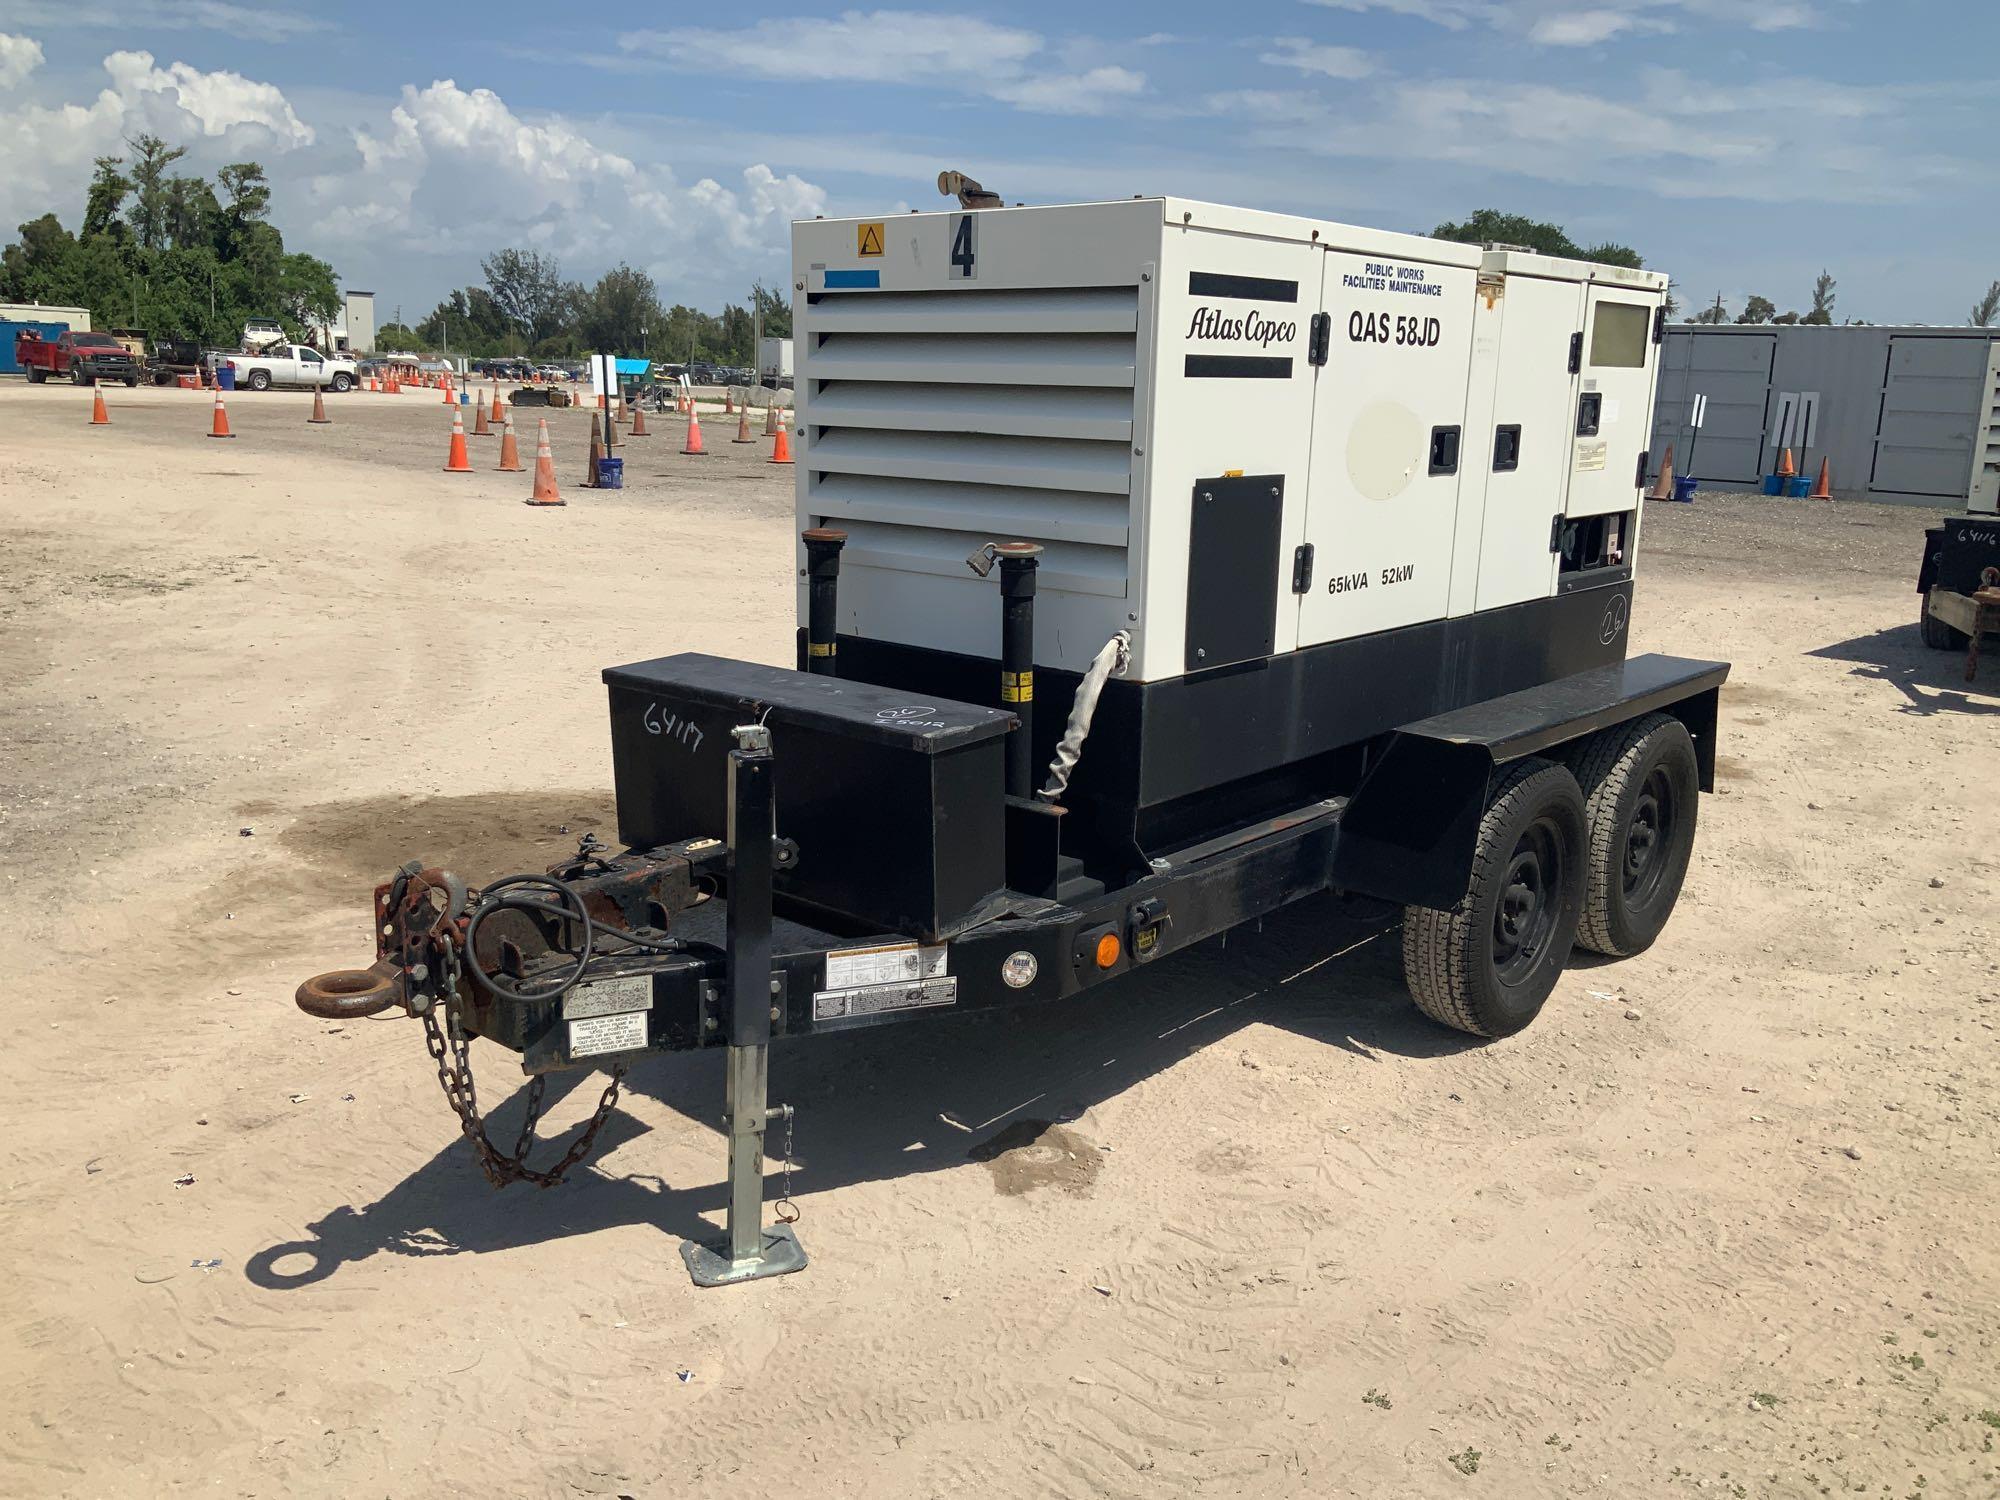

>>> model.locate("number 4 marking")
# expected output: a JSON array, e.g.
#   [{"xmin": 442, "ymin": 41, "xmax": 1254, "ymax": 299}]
[{"xmin": 949, "ymin": 213, "xmax": 977, "ymax": 280}]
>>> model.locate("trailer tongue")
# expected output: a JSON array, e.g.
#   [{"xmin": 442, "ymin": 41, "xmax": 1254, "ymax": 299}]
[{"xmin": 298, "ymin": 194, "xmax": 1728, "ymax": 1287}]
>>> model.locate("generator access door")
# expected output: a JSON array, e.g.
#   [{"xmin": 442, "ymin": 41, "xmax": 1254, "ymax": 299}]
[
  {"xmin": 1294, "ymin": 247, "xmax": 1480, "ymax": 649},
  {"xmin": 1567, "ymin": 286, "xmax": 1660, "ymax": 518}
]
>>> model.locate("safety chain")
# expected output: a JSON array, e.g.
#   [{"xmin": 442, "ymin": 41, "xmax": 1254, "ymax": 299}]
[
  {"xmin": 773, "ymin": 1103, "xmax": 801, "ymax": 1224},
  {"xmin": 419, "ymin": 945, "xmax": 626, "ymax": 1190}
]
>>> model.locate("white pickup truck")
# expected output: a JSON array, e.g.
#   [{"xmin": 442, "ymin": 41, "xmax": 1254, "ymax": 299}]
[{"xmin": 228, "ymin": 344, "xmax": 358, "ymax": 393}]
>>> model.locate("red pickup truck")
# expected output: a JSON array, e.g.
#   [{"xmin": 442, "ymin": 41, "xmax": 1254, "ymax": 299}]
[{"xmin": 14, "ymin": 328, "xmax": 140, "ymax": 386}]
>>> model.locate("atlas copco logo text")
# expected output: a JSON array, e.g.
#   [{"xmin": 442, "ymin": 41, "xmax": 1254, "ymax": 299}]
[{"xmin": 1185, "ymin": 305, "xmax": 1297, "ymax": 348}]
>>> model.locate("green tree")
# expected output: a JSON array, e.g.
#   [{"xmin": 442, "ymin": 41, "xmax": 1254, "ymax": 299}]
[
  {"xmin": 1691, "ymin": 291, "xmax": 1729, "ymax": 325},
  {"xmin": 1971, "ymin": 281, "xmax": 2000, "ymax": 328},
  {"xmin": 1802, "ymin": 269, "xmax": 1836, "ymax": 325},
  {"xmin": 577, "ymin": 264, "xmax": 662, "ymax": 354},
  {"xmin": 1771, "ymin": 310, "xmax": 1800, "ymax": 325},
  {"xmin": 481, "ymin": 248, "xmax": 572, "ymax": 346},
  {"xmin": 1432, "ymin": 208, "xmax": 1642, "ymax": 269},
  {"xmin": 81, "ymin": 156, "xmax": 131, "ymax": 241},
  {"xmin": 375, "ymin": 320, "xmax": 429, "ymax": 352},
  {"xmin": 751, "ymin": 280, "xmax": 792, "ymax": 339},
  {"xmin": 1736, "ymin": 295, "xmax": 1775, "ymax": 325},
  {"xmin": 125, "ymin": 134, "xmax": 189, "ymax": 251}
]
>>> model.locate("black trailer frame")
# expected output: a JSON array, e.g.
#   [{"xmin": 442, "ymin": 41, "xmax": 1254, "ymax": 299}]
[{"xmin": 437, "ymin": 648, "xmax": 1724, "ymax": 1284}]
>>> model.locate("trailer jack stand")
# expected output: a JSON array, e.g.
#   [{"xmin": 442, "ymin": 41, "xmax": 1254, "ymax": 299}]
[
  {"xmin": 679, "ymin": 723, "xmax": 809, "ymax": 1288},
  {"xmin": 679, "ymin": 1058, "xmax": 808, "ymax": 1287}
]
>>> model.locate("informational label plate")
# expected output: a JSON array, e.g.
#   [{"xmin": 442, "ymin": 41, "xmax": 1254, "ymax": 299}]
[
  {"xmin": 823, "ymin": 941, "xmax": 948, "ymax": 990},
  {"xmin": 569, "ymin": 1009, "xmax": 648, "ymax": 1058},
  {"xmin": 563, "ymin": 974, "xmax": 654, "ymax": 1019},
  {"xmin": 813, "ymin": 976, "xmax": 958, "ymax": 1023},
  {"xmin": 1575, "ymin": 439, "xmax": 1608, "ymax": 473}
]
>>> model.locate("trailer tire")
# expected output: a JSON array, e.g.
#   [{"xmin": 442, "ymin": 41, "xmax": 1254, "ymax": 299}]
[
  {"xmin": 1401, "ymin": 758, "xmax": 1586, "ymax": 1038},
  {"xmin": 1568, "ymin": 713, "xmax": 1698, "ymax": 958},
  {"xmin": 1919, "ymin": 591, "xmax": 1968, "ymax": 651}
]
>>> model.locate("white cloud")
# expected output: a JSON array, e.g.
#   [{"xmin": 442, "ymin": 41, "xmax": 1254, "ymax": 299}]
[
  {"xmin": 618, "ymin": 10, "xmax": 1147, "ymax": 115},
  {"xmin": 0, "ymin": 32, "xmax": 44, "ymax": 88},
  {"xmin": 1529, "ymin": 10, "xmax": 1664, "ymax": 45},
  {"xmin": 989, "ymin": 65, "xmax": 1147, "ymax": 116},
  {"xmin": 1304, "ymin": 0, "xmax": 1499, "ymax": 29},
  {"xmin": 104, "ymin": 51, "xmax": 314, "ymax": 145},
  {"xmin": 1306, "ymin": 0, "xmax": 1817, "ymax": 43},
  {"xmin": 315, "ymin": 80, "xmax": 824, "ymax": 297},
  {"xmin": 1203, "ymin": 67, "xmax": 1966, "ymax": 207},
  {"xmin": 0, "ymin": 2, "xmax": 326, "ymax": 42},
  {"xmin": 1260, "ymin": 37, "xmax": 1375, "ymax": 79}
]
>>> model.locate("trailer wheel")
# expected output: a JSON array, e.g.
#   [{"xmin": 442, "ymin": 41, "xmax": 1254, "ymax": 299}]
[
  {"xmin": 1568, "ymin": 714, "xmax": 1699, "ymax": 958},
  {"xmin": 1401, "ymin": 758, "xmax": 1586, "ymax": 1038},
  {"xmin": 1919, "ymin": 590, "xmax": 1968, "ymax": 651}
]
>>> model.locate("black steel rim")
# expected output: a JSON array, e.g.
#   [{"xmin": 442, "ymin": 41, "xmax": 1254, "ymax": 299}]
[
  {"xmin": 1493, "ymin": 817, "xmax": 1563, "ymax": 985},
  {"xmin": 1622, "ymin": 766, "xmax": 1675, "ymax": 910}
]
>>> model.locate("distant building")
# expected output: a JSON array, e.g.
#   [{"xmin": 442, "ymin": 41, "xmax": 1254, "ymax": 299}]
[
  {"xmin": 343, "ymin": 290, "xmax": 375, "ymax": 355},
  {"xmin": 1651, "ymin": 324, "xmax": 2000, "ymax": 508}
]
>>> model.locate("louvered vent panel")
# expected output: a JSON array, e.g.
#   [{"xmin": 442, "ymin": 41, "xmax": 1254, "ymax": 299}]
[{"xmin": 800, "ymin": 286, "xmax": 1138, "ymax": 597}]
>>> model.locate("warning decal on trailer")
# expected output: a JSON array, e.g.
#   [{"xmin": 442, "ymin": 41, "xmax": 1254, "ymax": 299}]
[
  {"xmin": 823, "ymin": 941, "xmax": 948, "ymax": 989},
  {"xmin": 814, "ymin": 976, "xmax": 958, "ymax": 1022},
  {"xmin": 856, "ymin": 222, "xmax": 885, "ymax": 256},
  {"xmin": 569, "ymin": 1009, "xmax": 648, "ymax": 1058},
  {"xmin": 1575, "ymin": 440, "xmax": 1609, "ymax": 472}
]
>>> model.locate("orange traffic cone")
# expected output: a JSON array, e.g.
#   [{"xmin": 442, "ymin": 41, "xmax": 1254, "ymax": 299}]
[
  {"xmin": 387, "ymin": 374, "xmax": 400, "ymax": 395},
  {"xmin": 584, "ymin": 412, "xmax": 604, "ymax": 486},
  {"xmin": 763, "ymin": 401, "xmax": 779, "ymax": 436},
  {"xmin": 1808, "ymin": 457, "xmax": 1832, "ymax": 500},
  {"xmin": 489, "ymin": 385, "xmax": 504, "ymax": 424},
  {"xmin": 629, "ymin": 403, "xmax": 649, "ymax": 437},
  {"xmin": 208, "ymin": 390, "xmax": 234, "ymax": 439},
  {"xmin": 89, "ymin": 386, "xmax": 110, "ymax": 425},
  {"xmin": 1776, "ymin": 447, "xmax": 1795, "ymax": 479},
  {"xmin": 682, "ymin": 405, "xmax": 706, "ymax": 455},
  {"xmin": 442, "ymin": 378, "xmax": 455, "ymax": 405},
  {"xmin": 307, "ymin": 387, "xmax": 331, "ymax": 425},
  {"xmin": 733, "ymin": 407, "xmax": 754, "ymax": 444},
  {"xmin": 442, "ymin": 407, "xmax": 473, "ymax": 472},
  {"xmin": 1646, "ymin": 443, "xmax": 1674, "ymax": 500},
  {"xmin": 768, "ymin": 414, "xmax": 793, "ymax": 465},
  {"xmin": 472, "ymin": 397, "xmax": 491, "ymax": 437},
  {"xmin": 724, "ymin": 391, "xmax": 734, "ymax": 414},
  {"xmin": 527, "ymin": 418, "xmax": 564, "ymax": 506},
  {"xmin": 496, "ymin": 408, "xmax": 524, "ymax": 471}
]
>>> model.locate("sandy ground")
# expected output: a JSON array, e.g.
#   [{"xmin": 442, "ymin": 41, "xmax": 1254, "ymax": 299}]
[{"xmin": 1, "ymin": 378, "xmax": 1996, "ymax": 1499}]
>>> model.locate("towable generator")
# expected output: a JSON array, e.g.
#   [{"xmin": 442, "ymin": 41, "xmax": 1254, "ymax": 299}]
[{"xmin": 299, "ymin": 195, "xmax": 1727, "ymax": 1285}]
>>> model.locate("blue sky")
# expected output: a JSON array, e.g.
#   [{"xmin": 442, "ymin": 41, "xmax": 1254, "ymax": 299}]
[{"xmin": 0, "ymin": 0, "xmax": 1993, "ymax": 325}]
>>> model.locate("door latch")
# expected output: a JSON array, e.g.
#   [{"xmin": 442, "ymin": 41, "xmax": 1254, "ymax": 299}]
[{"xmin": 1291, "ymin": 543, "xmax": 1315, "ymax": 593}]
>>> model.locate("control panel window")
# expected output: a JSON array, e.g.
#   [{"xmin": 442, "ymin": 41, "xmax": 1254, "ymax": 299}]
[{"xmin": 1588, "ymin": 302, "xmax": 1650, "ymax": 368}]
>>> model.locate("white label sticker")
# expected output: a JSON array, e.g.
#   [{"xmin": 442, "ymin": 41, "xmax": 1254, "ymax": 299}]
[
  {"xmin": 813, "ymin": 976, "xmax": 958, "ymax": 1022},
  {"xmin": 569, "ymin": 1009, "xmax": 648, "ymax": 1058},
  {"xmin": 1575, "ymin": 439, "xmax": 1608, "ymax": 473},
  {"xmin": 563, "ymin": 974, "xmax": 654, "ymax": 1019},
  {"xmin": 1604, "ymin": 397, "xmax": 1622, "ymax": 425},
  {"xmin": 823, "ymin": 941, "xmax": 948, "ymax": 990}
]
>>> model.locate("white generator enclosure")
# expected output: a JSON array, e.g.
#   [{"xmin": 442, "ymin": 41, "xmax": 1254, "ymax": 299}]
[{"xmin": 790, "ymin": 199, "xmax": 1667, "ymax": 683}]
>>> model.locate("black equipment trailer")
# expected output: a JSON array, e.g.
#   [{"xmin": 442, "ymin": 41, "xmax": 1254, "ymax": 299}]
[{"xmin": 299, "ymin": 534, "xmax": 1726, "ymax": 1288}]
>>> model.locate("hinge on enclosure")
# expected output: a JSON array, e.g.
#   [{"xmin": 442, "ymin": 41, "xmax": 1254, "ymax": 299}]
[
  {"xmin": 1634, "ymin": 449, "xmax": 1649, "ymax": 489},
  {"xmin": 1291, "ymin": 542, "xmax": 1315, "ymax": 593},
  {"xmin": 1567, "ymin": 332, "xmax": 1583, "ymax": 374},
  {"xmin": 1549, "ymin": 515, "xmax": 1566, "ymax": 554},
  {"xmin": 1308, "ymin": 312, "xmax": 1331, "ymax": 367},
  {"xmin": 1652, "ymin": 305, "xmax": 1666, "ymax": 344}
]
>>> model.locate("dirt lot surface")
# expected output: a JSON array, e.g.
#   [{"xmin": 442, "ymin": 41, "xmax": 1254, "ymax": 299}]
[{"xmin": 2, "ymin": 379, "xmax": 1996, "ymax": 1499}]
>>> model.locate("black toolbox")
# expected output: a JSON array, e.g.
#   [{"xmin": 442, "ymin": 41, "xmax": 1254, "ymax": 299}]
[{"xmin": 603, "ymin": 653, "xmax": 1016, "ymax": 940}]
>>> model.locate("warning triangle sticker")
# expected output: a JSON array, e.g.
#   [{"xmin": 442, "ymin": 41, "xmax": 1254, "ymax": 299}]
[{"xmin": 857, "ymin": 222, "xmax": 885, "ymax": 257}]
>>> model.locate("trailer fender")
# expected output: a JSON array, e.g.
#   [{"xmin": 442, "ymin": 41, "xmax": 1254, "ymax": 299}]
[{"xmin": 1330, "ymin": 653, "xmax": 1728, "ymax": 910}]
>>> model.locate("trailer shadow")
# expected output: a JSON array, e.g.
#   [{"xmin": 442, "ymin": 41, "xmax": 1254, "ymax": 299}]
[
  {"xmin": 1808, "ymin": 623, "xmax": 2000, "ymax": 716},
  {"xmin": 246, "ymin": 895, "xmax": 1493, "ymax": 1290}
]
